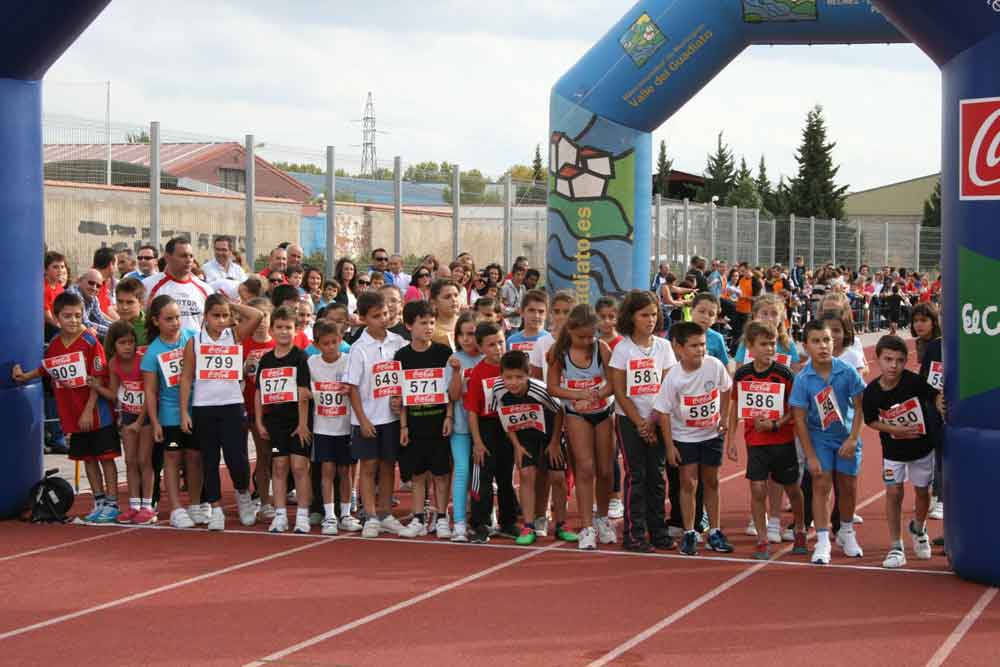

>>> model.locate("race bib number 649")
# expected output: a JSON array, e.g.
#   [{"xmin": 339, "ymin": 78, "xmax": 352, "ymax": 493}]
[{"xmin": 372, "ymin": 361, "xmax": 402, "ymax": 399}]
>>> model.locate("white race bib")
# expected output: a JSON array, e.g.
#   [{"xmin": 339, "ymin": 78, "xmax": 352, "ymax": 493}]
[
  {"xmin": 402, "ymin": 368, "xmax": 447, "ymax": 406},
  {"xmin": 927, "ymin": 361, "xmax": 943, "ymax": 391},
  {"xmin": 196, "ymin": 344, "xmax": 242, "ymax": 381},
  {"xmin": 814, "ymin": 386, "xmax": 843, "ymax": 430},
  {"xmin": 880, "ymin": 398, "xmax": 927, "ymax": 438},
  {"xmin": 313, "ymin": 381, "xmax": 349, "ymax": 418},
  {"xmin": 626, "ymin": 357, "xmax": 660, "ymax": 397},
  {"xmin": 261, "ymin": 367, "xmax": 297, "ymax": 405},
  {"xmin": 510, "ymin": 341, "xmax": 535, "ymax": 352},
  {"xmin": 738, "ymin": 380, "xmax": 785, "ymax": 421},
  {"xmin": 157, "ymin": 348, "xmax": 184, "ymax": 388},
  {"xmin": 682, "ymin": 388, "xmax": 721, "ymax": 428},
  {"xmin": 371, "ymin": 361, "xmax": 402, "ymax": 399},
  {"xmin": 44, "ymin": 352, "xmax": 87, "ymax": 389},
  {"xmin": 499, "ymin": 403, "xmax": 546, "ymax": 434},
  {"xmin": 565, "ymin": 376, "xmax": 609, "ymax": 413},
  {"xmin": 118, "ymin": 379, "xmax": 145, "ymax": 415}
]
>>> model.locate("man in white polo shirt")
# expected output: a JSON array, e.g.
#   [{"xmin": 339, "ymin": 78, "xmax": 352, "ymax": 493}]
[
  {"xmin": 202, "ymin": 235, "xmax": 247, "ymax": 283},
  {"xmin": 143, "ymin": 236, "xmax": 213, "ymax": 331}
]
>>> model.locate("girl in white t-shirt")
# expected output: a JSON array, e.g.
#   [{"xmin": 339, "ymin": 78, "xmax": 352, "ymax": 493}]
[{"xmin": 609, "ymin": 290, "xmax": 677, "ymax": 553}]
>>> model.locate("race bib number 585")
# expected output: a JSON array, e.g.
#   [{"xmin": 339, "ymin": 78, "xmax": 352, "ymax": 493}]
[{"xmin": 683, "ymin": 389, "xmax": 720, "ymax": 428}]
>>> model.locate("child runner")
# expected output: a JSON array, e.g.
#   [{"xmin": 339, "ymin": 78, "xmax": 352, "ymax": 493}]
[
  {"xmin": 609, "ymin": 290, "xmax": 677, "ymax": 553},
  {"xmin": 255, "ymin": 306, "xmax": 313, "ymax": 533},
  {"xmin": 491, "ymin": 351, "xmax": 566, "ymax": 546},
  {"xmin": 863, "ymin": 335, "xmax": 938, "ymax": 568},
  {"xmin": 791, "ymin": 320, "xmax": 867, "ymax": 565},
  {"xmin": 13, "ymin": 292, "xmax": 120, "ymax": 523},
  {"xmin": 912, "ymin": 302, "xmax": 945, "ymax": 524},
  {"xmin": 474, "ymin": 296, "xmax": 503, "ymax": 325},
  {"xmin": 179, "ymin": 293, "xmax": 263, "ymax": 530},
  {"xmin": 346, "ymin": 290, "xmax": 408, "ymax": 538},
  {"xmin": 308, "ymin": 319, "xmax": 363, "ymax": 535},
  {"xmin": 396, "ymin": 300, "xmax": 455, "ymax": 539},
  {"xmin": 656, "ymin": 321, "xmax": 734, "ymax": 556},
  {"xmin": 596, "ymin": 296, "xmax": 625, "ymax": 520},
  {"xmin": 242, "ymin": 297, "xmax": 277, "ymax": 519},
  {"xmin": 507, "ymin": 289, "xmax": 549, "ymax": 352},
  {"xmin": 546, "ymin": 304, "xmax": 617, "ymax": 549},
  {"xmin": 141, "ymin": 295, "xmax": 203, "ymax": 528},
  {"xmin": 430, "ymin": 278, "xmax": 461, "ymax": 349},
  {"xmin": 447, "ymin": 312, "xmax": 482, "ymax": 542},
  {"xmin": 114, "ymin": 278, "xmax": 148, "ymax": 350},
  {"xmin": 726, "ymin": 321, "xmax": 808, "ymax": 560}
]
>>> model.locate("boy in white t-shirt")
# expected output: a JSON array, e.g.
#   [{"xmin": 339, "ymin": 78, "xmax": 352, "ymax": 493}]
[
  {"xmin": 655, "ymin": 321, "xmax": 733, "ymax": 556},
  {"xmin": 346, "ymin": 291, "xmax": 408, "ymax": 538},
  {"xmin": 308, "ymin": 320, "xmax": 363, "ymax": 535}
]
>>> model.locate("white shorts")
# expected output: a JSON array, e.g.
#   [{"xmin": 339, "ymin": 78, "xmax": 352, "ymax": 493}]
[{"xmin": 882, "ymin": 451, "xmax": 934, "ymax": 487}]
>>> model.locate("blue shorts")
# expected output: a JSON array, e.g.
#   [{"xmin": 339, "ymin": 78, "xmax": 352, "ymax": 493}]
[
  {"xmin": 312, "ymin": 434, "xmax": 354, "ymax": 466},
  {"xmin": 813, "ymin": 436, "xmax": 862, "ymax": 477}
]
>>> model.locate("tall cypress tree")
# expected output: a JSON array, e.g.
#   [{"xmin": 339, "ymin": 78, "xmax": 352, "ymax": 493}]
[
  {"xmin": 655, "ymin": 139, "xmax": 674, "ymax": 196},
  {"xmin": 922, "ymin": 178, "xmax": 941, "ymax": 228},
  {"xmin": 698, "ymin": 131, "xmax": 736, "ymax": 204},
  {"xmin": 755, "ymin": 155, "xmax": 774, "ymax": 214},
  {"xmin": 787, "ymin": 105, "xmax": 848, "ymax": 218},
  {"xmin": 728, "ymin": 157, "xmax": 762, "ymax": 209},
  {"xmin": 532, "ymin": 144, "xmax": 544, "ymax": 182}
]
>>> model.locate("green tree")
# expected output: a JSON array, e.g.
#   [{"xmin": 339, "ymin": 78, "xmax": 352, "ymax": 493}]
[
  {"xmin": 126, "ymin": 130, "xmax": 150, "ymax": 144},
  {"xmin": 728, "ymin": 157, "xmax": 762, "ymax": 209},
  {"xmin": 532, "ymin": 144, "xmax": 544, "ymax": 182},
  {"xmin": 755, "ymin": 156, "xmax": 775, "ymax": 213},
  {"xmin": 654, "ymin": 139, "xmax": 674, "ymax": 197},
  {"xmin": 698, "ymin": 132, "xmax": 736, "ymax": 204},
  {"xmin": 334, "ymin": 168, "xmax": 348, "ymax": 177},
  {"xmin": 443, "ymin": 169, "xmax": 494, "ymax": 204},
  {"xmin": 274, "ymin": 161, "xmax": 323, "ymax": 175},
  {"xmin": 922, "ymin": 178, "xmax": 941, "ymax": 228},
  {"xmin": 787, "ymin": 105, "xmax": 848, "ymax": 218}
]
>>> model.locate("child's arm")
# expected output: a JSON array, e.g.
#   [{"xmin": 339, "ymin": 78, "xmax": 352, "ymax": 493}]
[
  {"xmin": 597, "ymin": 342, "xmax": 615, "ymax": 399},
  {"xmin": 508, "ymin": 429, "xmax": 529, "ymax": 468},
  {"xmin": 293, "ymin": 390, "xmax": 311, "ymax": 446},
  {"xmin": 545, "ymin": 357, "xmax": 590, "ymax": 402},
  {"xmin": 142, "ymin": 370, "xmax": 162, "ymax": 442},
  {"xmin": 230, "ymin": 302, "xmax": 264, "ymax": 342},
  {"xmin": 348, "ymin": 384, "xmax": 375, "ymax": 438},
  {"xmin": 546, "ymin": 409, "xmax": 565, "ymax": 468},
  {"xmin": 448, "ymin": 355, "xmax": 463, "ymax": 401},
  {"xmin": 89, "ymin": 366, "xmax": 117, "ymax": 401},
  {"xmin": 610, "ymin": 367, "xmax": 650, "ymax": 438},
  {"xmin": 726, "ymin": 389, "xmax": 740, "ymax": 462},
  {"xmin": 179, "ymin": 339, "xmax": 196, "ymax": 433},
  {"xmin": 254, "ymin": 387, "xmax": 269, "ymax": 440},
  {"xmin": 469, "ymin": 411, "xmax": 487, "ymax": 465},
  {"xmin": 11, "ymin": 365, "xmax": 42, "ymax": 383},
  {"xmin": 839, "ymin": 394, "xmax": 865, "ymax": 458},
  {"xmin": 719, "ymin": 389, "xmax": 730, "ymax": 437},
  {"xmin": 793, "ymin": 407, "xmax": 820, "ymax": 476},
  {"xmin": 399, "ymin": 406, "xmax": 409, "ymax": 446},
  {"xmin": 658, "ymin": 411, "xmax": 680, "ymax": 465}
]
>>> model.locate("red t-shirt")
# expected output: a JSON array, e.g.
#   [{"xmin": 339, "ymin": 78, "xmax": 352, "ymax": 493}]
[
  {"xmin": 40, "ymin": 330, "xmax": 113, "ymax": 433},
  {"xmin": 731, "ymin": 361, "xmax": 795, "ymax": 446},
  {"xmin": 607, "ymin": 335, "xmax": 623, "ymax": 351},
  {"xmin": 43, "ymin": 280, "xmax": 64, "ymax": 317},
  {"xmin": 98, "ymin": 279, "xmax": 113, "ymax": 316},
  {"xmin": 293, "ymin": 330, "xmax": 311, "ymax": 351},
  {"xmin": 243, "ymin": 336, "xmax": 276, "ymax": 413},
  {"xmin": 463, "ymin": 359, "xmax": 502, "ymax": 418}
]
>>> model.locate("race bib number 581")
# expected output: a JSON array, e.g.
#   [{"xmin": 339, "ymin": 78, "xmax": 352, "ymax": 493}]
[{"xmin": 626, "ymin": 358, "xmax": 660, "ymax": 396}]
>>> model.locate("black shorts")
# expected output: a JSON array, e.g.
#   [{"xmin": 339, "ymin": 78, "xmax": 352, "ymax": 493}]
[
  {"xmin": 120, "ymin": 412, "xmax": 150, "ymax": 428},
  {"xmin": 746, "ymin": 442, "xmax": 799, "ymax": 485},
  {"xmin": 675, "ymin": 437, "xmax": 724, "ymax": 467},
  {"xmin": 263, "ymin": 419, "xmax": 310, "ymax": 458},
  {"xmin": 69, "ymin": 425, "xmax": 121, "ymax": 462},
  {"xmin": 517, "ymin": 435, "xmax": 568, "ymax": 472},
  {"xmin": 312, "ymin": 433, "xmax": 354, "ymax": 465},
  {"xmin": 565, "ymin": 406, "xmax": 613, "ymax": 427},
  {"xmin": 351, "ymin": 421, "xmax": 401, "ymax": 462},
  {"xmin": 403, "ymin": 435, "xmax": 452, "ymax": 476},
  {"xmin": 159, "ymin": 425, "xmax": 197, "ymax": 452}
]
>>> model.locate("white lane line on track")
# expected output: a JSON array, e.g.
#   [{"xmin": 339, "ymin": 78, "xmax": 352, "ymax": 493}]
[
  {"xmin": 0, "ymin": 527, "xmax": 139, "ymax": 563},
  {"xmin": 925, "ymin": 586, "xmax": 998, "ymax": 667}
]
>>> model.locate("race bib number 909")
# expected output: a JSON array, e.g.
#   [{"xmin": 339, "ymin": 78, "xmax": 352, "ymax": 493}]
[{"xmin": 44, "ymin": 352, "xmax": 87, "ymax": 389}]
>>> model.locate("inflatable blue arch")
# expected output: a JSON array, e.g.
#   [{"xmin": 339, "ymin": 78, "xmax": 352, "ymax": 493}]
[{"xmin": 3, "ymin": 0, "xmax": 1000, "ymax": 585}]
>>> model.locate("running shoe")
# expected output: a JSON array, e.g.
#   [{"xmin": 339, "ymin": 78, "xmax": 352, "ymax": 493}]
[
  {"xmin": 853, "ymin": 513, "xmax": 864, "ymax": 525},
  {"xmin": 435, "ymin": 517, "xmax": 452, "ymax": 540},
  {"xmin": 361, "ymin": 517, "xmax": 381, "ymax": 538},
  {"xmin": 293, "ymin": 513, "xmax": 311, "ymax": 534},
  {"xmin": 578, "ymin": 526, "xmax": 597, "ymax": 550},
  {"xmin": 236, "ymin": 491, "xmax": 257, "ymax": 526},
  {"xmin": 623, "ymin": 540, "xmax": 655, "ymax": 553},
  {"xmin": 496, "ymin": 524, "xmax": 520, "ymax": 540},
  {"xmin": 745, "ymin": 517, "xmax": 758, "ymax": 537},
  {"xmin": 208, "ymin": 506, "xmax": 225, "ymax": 532},
  {"xmin": 170, "ymin": 507, "xmax": 194, "ymax": 529},
  {"xmin": 339, "ymin": 515, "xmax": 363, "ymax": 532},
  {"xmin": 451, "ymin": 523, "xmax": 469, "ymax": 543},
  {"xmin": 188, "ymin": 504, "xmax": 209, "ymax": 526},
  {"xmin": 651, "ymin": 535, "xmax": 676, "ymax": 551},
  {"xmin": 555, "ymin": 524, "xmax": 579, "ymax": 543},
  {"xmin": 753, "ymin": 541, "xmax": 770, "ymax": 561},
  {"xmin": 697, "ymin": 513, "xmax": 710, "ymax": 534},
  {"xmin": 399, "ymin": 518, "xmax": 427, "ymax": 538},
  {"xmin": 837, "ymin": 527, "xmax": 864, "ymax": 558},
  {"xmin": 133, "ymin": 507, "xmax": 157, "ymax": 525},
  {"xmin": 792, "ymin": 531, "xmax": 809, "ymax": 555},
  {"xmin": 380, "ymin": 514, "xmax": 405, "ymax": 535},
  {"xmin": 882, "ymin": 547, "xmax": 907, "ymax": 569},
  {"xmin": 593, "ymin": 516, "xmax": 616, "ymax": 544},
  {"xmin": 928, "ymin": 501, "xmax": 944, "ymax": 521},
  {"xmin": 707, "ymin": 529, "xmax": 734, "ymax": 553},
  {"xmin": 116, "ymin": 507, "xmax": 139, "ymax": 524},
  {"xmin": 260, "ymin": 503, "xmax": 276, "ymax": 520},
  {"xmin": 667, "ymin": 525, "xmax": 685, "ymax": 539},
  {"xmin": 608, "ymin": 498, "xmax": 624, "ymax": 520},
  {"xmin": 766, "ymin": 522, "xmax": 782, "ymax": 544},
  {"xmin": 95, "ymin": 505, "xmax": 119, "ymax": 524},
  {"xmin": 516, "ymin": 526, "xmax": 537, "ymax": 546},
  {"xmin": 811, "ymin": 540, "xmax": 832, "ymax": 565},
  {"xmin": 679, "ymin": 531, "xmax": 698, "ymax": 556},
  {"xmin": 534, "ymin": 516, "xmax": 549, "ymax": 538},
  {"xmin": 781, "ymin": 527, "xmax": 795, "ymax": 542},
  {"xmin": 909, "ymin": 520, "xmax": 933, "ymax": 560},
  {"xmin": 84, "ymin": 506, "xmax": 104, "ymax": 524},
  {"xmin": 269, "ymin": 514, "xmax": 289, "ymax": 533},
  {"xmin": 321, "ymin": 516, "xmax": 339, "ymax": 535},
  {"xmin": 470, "ymin": 526, "xmax": 490, "ymax": 544},
  {"xmin": 309, "ymin": 512, "xmax": 324, "ymax": 527}
]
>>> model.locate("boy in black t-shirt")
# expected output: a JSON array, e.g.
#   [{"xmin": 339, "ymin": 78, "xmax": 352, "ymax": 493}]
[
  {"xmin": 863, "ymin": 335, "xmax": 940, "ymax": 569},
  {"xmin": 256, "ymin": 306, "xmax": 313, "ymax": 534},
  {"xmin": 395, "ymin": 300, "xmax": 454, "ymax": 539}
]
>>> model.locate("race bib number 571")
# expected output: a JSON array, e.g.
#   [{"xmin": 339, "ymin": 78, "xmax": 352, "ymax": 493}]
[{"xmin": 402, "ymin": 368, "xmax": 447, "ymax": 406}]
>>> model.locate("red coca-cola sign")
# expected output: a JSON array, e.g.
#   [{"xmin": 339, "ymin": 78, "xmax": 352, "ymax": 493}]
[{"xmin": 961, "ymin": 97, "xmax": 1000, "ymax": 200}]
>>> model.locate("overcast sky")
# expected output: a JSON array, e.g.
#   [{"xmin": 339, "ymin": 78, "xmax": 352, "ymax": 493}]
[{"xmin": 45, "ymin": 0, "xmax": 941, "ymax": 191}]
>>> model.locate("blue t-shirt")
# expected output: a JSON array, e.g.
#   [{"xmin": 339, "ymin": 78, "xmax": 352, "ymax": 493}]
[
  {"xmin": 506, "ymin": 330, "xmax": 546, "ymax": 352},
  {"xmin": 452, "ymin": 350, "xmax": 484, "ymax": 435},
  {"xmin": 735, "ymin": 338, "xmax": 800, "ymax": 367},
  {"xmin": 790, "ymin": 356, "xmax": 866, "ymax": 445},
  {"xmin": 140, "ymin": 328, "xmax": 197, "ymax": 427},
  {"xmin": 304, "ymin": 340, "xmax": 351, "ymax": 357},
  {"xmin": 706, "ymin": 327, "xmax": 729, "ymax": 366}
]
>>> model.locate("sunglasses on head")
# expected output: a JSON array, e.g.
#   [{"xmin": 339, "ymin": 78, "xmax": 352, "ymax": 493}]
[
  {"xmin": 138, "ymin": 255, "xmax": 155, "ymax": 261},
  {"xmin": 374, "ymin": 256, "xmax": 388, "ymax": 262},
  {"xmin": 269, "ymin": 277, "xmax": 283, "ymax": 283},
  {"xmin": 358, "ymin": 280, "xmax": 371, "ymax": 286}
]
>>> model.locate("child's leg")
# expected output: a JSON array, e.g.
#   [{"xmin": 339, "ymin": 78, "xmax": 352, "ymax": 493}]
[
  {"xmin": 767, "ymin": 481, "xmax": 785, "ymax": 522},
  {"xmin": 449, "ymin": 434, "xmax": 471, "ymax": 526},
  {"xmin": 376, "ymin": 460, "xmax": 395, "ymax": 516},
  {"xmin": 84, "ymin": 460, "xmax": 105, "ymax": 497},
  {"xmin": 410, "ymin": 471, "xmax": 428, "ymax": 519},
  {"xmin": 183, "ymin": 449, "xmax": 203, "ymax": 506},
  {"xmin": 290, "ymin": 455, "xmax": 311, "ymax": 508},
  {"xmin": 219, "ymin": 405, "xmax": 250, "ymax": 496},
  {"xmin": 272, "ymin": 456, "xmax": 290, "ymax": 510},
  {"xmin": 885, "ymin": 481, "xmax": 904, "ymax": 544},
  {"xmin": 321, "ymin": 462, "xmax": 336, "ymax": 505},
  {"xmin": 565, "ymin": 415, "xmax": 596, "ymax": 527},
  {"xmin": 914, "ymin": 485, "xmax": 932, "ymax": 525},
  {"xmin": 549, "ymin": 471, "xmax": 568, "ymax": 525},
  {"xmin": 593, "ymin": 417, "xmax": 614, "ymax": 517},
  {"xmin": 100, "ymin": 459, "xmax": 119, "ymax": 507},
  {"xmin": 469, "ymin": 441, "xmax": 496, "ymax": 531},
  {"xmin": 122, "ymin": 429, "xmax": 140, "ymax": 503},
  {"xmin": 783, "ymin": 482, "xmax": 806, "ymax": 533},
  {"xmin": 618, "ymin": 419, "xmax": 649, "ymax": 544},
  {"xmin": 679, "ymin": 463, "xmax": 699, "ymax": 531},
  {"xmin": 492, "ymin": 431, "xmax": 518, "ymax": 529},
  {"xmin": 811, "ymin": 472, "xmax": 833, "ymax": 531},
  {"xmin": 702, "ymin": 465, "xmax": 721, "ymax": 530},
  {"xmin": 360, "ymin": 459, "xmax": 378, "ymax": 515},
  {"xmin": 533, "ymin": 467, "xmax": 550, "ymax": 521},
  {"xmin": 164, "ymin": 450, "xmax": 184, "ymax": 510},
  {"xmin": 518, "ymin": 466, "xmax": 536, "ymax": 525},
  {"xmin": 836, "ymin": 473, "xmax": 857, "ymax": 528},
  {"xmin": 750, "ymin": 481, "xmax": 768, "ymax": 537},
  {"xmin": 252, "ymin": 424, "xmax": 272, "ymax": 506},
  {"xmin": 337, "ymin": 464, "xmax": 353, "ymax": 513},
  {"xmin": 433, "ymin": 474, "xmax": 450, "ymax": 518},
  {"xmin": 195, "ymin": 409, "xmax": 223, "ymax": 507},
  {"xmin": 139, "ymin": 427, "xmax": 155, "ymax": 502}
]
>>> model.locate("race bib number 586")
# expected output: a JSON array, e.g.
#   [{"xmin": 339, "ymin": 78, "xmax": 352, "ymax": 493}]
[{"xmin": 738, "ymin": 381, "xmax": 784, "ymax": 420}]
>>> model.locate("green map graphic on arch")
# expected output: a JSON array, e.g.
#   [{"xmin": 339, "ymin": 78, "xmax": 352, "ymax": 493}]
[
  {"xmin": 743, "ymin": 0, "xmax": 818, "ymax": 23},
  {"xmin": 958, "ymin": 246, "xmax": 1000, "ymax": 400},
  {"xmin": 619, "ymin": 13, "xmax": 668, "ymax": 67}
]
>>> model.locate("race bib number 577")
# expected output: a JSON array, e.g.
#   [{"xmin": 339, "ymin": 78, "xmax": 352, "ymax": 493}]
[{"xmin": 261, "ymin": 367, "xmax": 296, "ymax": 405}]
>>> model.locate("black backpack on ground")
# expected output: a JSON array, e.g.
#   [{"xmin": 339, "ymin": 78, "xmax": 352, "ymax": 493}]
[{"xmin": 26, "ymin": 469, "xmax": 75, "ymax": 523}]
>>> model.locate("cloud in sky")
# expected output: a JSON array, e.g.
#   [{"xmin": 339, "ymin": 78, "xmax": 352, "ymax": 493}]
[{"xmin": 46, "ymin": 0, "xmax": 940, "ymax": 191}]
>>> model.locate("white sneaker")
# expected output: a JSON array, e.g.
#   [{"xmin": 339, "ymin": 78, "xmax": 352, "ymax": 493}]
[
  {"xmin": 837, "ymin": 528, "xmax": 864, "ymax": 558},
  {"xmin": 883, "ymin": 548, "xmax": 907, "ymax": 569},
  {"xmin": 339, "ymin": 515, "xmax": 363, "ymax": 532},
  {"xmin": 534, "ymin": 516, "xmax": 549, "ymax": 538},
  {"xmin": 451, "ymin": 522, "xmax": 469, "ymax": 543},
  {"xmin": 188, "ymin": 504, "xmax": 209, "ymax": 526},
  {"xmin": 595, "ymin": 517, "xmax": 617, "ymax": 544},
  {"xmin": 380, "ymin": 514, "xmax": 405, "ymax": 535},
  {"xmin": 608, "ymin": 498, "xmax": 624, "ymax": 520},
  {"xmin": 910, "ymin": 521, "xmax": 933, "ymax": 560},
  {"xmin": 261, "ymin": 503, "xmax": 276, "ymax": 520},
  {"xmin": 170, "ymin": 507, "xmax": 195, "ymax": 529},
  {"xmin": 578, "ymin": 526, "xmax": 597, "ymax": 550},
  {"xmin": 435, "ymin": 517, "xmax": 452, "ymax": 539},
  {"xmin": 208, "ymin": 506, "xmax": 225, "ymax": 531},
  {"xmin": 745, "ymin": 517, "xmax": 758, "ymax": 537},
  {"xmin": 853, "ymin": 514, "xmax": 864, "ymax": 525},
  {"xmin": 812, "ymin": 540, "xmax": 832, "ymax": 565},
  {"xmin": 781, "ymin": 527, "xmax": 795, "ymax": 542},
  {"xmin": 294, "ymin": 514, "xmax": 311, "ymax": 534},
  {"xmin": 361, "ymin": 517, "xmax": 381, "ymax": 538},
  {"xmin": 236, "ymin": 491, "xmax": 257, "ymax": 526},
  {"xmin": 766, "ymin": 522, "xmax": 782, "ymax": 544},
  {"xmin": 268, "ymin": 514, "xmax": 288, "ymax": 533},
  {"xmin": 400, "ymin": 518, "xmax": 427, "ymax": 538},
  {"xmin": 321, "ymin": 516, "xmax": 339, "ymax": 535},
  {"xmin": 928, "ymin": 501, "xmax": 944, "ymax": 520}
]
